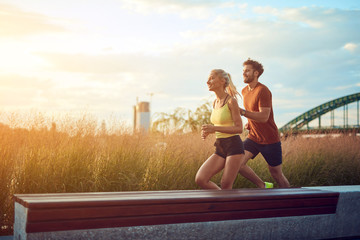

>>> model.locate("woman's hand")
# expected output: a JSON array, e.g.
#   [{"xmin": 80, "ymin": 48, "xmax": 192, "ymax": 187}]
[
  {"xmin": 201, "ymin": 125, "xmax": 214, "ymax": 140},
  {"xmin": 201, "ymin": 124, "xmax": 216, "ymax": 134},
  {"xmin": 201, "ymin": 124, "xmax": 215, "ymax": 140},
  {"xmin": 201, "ymin": 130, "xmax": 209, "ymax": 140}
]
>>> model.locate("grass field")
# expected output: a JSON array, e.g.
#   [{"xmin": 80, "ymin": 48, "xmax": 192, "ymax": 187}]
[{"xmin": 1, "ymin": 113, "xmax": 359, "ymax": 235}]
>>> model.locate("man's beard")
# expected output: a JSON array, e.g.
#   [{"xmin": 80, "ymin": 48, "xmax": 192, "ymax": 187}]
[{"xmin": 244, "ymin": 75, "xmax": 255, "ymax": 84}]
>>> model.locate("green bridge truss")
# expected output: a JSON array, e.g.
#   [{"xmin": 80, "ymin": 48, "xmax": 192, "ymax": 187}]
[{"xmin": 280, "ymin": 92, "xmax": 360, "ymax": 132}]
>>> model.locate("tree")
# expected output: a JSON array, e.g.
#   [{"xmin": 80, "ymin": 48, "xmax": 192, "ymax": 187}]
[{"xmin": 152, "ymin": 100, "xmax": 212, "ymax": 133}]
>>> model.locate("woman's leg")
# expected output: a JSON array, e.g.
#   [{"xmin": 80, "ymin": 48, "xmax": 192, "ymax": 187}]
[
  {"xmin": 195, "ymin": 154, "xmax": 225, "ymax": 190},
  {"xmin": 221, "ymin": 154, "xmax": 243, "ymax": 189}
]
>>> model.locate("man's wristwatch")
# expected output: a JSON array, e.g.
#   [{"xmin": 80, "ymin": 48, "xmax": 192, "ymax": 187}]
[{"xmin": 241, "ymin": 108, "xmax": 246, "ymax": 116}]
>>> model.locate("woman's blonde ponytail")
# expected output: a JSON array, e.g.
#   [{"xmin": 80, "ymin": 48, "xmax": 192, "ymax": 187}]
[{"xmin": 225, "ymin": 73, "xmax": 240, "ymax": 100}]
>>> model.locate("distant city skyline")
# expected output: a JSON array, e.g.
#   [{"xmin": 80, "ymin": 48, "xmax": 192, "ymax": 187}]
[{"xmin": 0, "ymin": 0, "xmax": 359, "ymax": 128}]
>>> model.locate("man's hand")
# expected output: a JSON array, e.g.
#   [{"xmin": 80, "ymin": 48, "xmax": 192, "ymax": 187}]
[
  {"xmin": 239, "ymin": 107, "xmax": 271, "ymax": 123},
  {"xmin": 239, "ymin": 108, "xmax": 245, "ymax": 116}
]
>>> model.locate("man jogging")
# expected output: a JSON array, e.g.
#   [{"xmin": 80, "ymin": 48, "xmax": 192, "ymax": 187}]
[{"xmin": 238, "ymin": 58, "xmax": 290, "ymax": 188}]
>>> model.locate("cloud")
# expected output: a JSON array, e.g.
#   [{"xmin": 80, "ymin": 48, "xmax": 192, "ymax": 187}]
[
  {"xmin": 32, "ymin": 5, "xmax": 360, "ymax": 116},
  {"xmin": 343, "ymin": 42, "xmax": 358, "ymax": 52},
  {"xmin": 36, "ymin": 50, "xmax": 213, "ymax": 102},
  {"xmin": 275, "ymin": 7, "xmax": 326, "ymax": 28},
  {"xmin": 29, "ymin": 49, "xmax": 216, "ymax": 118},
  {"xmin": 273, "ymin": 98, "xmax": 307, "ymax": 110},
  {"xmin": 119, "ymin": 0, "xmax": 236, "ymax": 19},
  {"xmin": 0, "ymin": 72, "xmax": 139, "ymax": 114},
  {"xmin": 0, "ymin": 74, "xmax": 54, "ymax": 107},
  {"xmin": 171, "ymin": 6, "xmax": 360, "ymax": 99},
  {"xmin": 1, "ymin": 2, "xmax": 359, "ymax": 126},
  {"xmin": 0, "ymin": 74, "xmax": 53, "ymax": 89},
  {"xmin": 0, "ymin": 3, "xmax": 67, "ymax": 37},
  {"xmin": 207, "ymin": 7, "xmax": 359, "ymax": 57},
  {"xmin": 32, "ymin": 5, "xmax": 360, "ymax": 76},
  {"xmin": 332, "ymin": 83, "xmax": 360, "ymax": 90},
  {"xmin": 37, "ymin": 52, "xmax": 153, "ymax": 74}
]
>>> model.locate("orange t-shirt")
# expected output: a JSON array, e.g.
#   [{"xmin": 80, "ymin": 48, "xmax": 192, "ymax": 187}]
[{"xmin": 242, "ymin": 82, "xmax": 280, "ymax": 144}]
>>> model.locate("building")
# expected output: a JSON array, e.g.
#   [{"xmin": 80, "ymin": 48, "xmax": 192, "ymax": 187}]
[{"xmin": 133, "ymin": 101, "xmax": 150, "ymax": 133}]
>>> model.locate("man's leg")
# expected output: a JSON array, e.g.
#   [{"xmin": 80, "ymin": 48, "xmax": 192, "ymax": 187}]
[
  {"xmin": 238, "ymin": 150, "xmax": 266, "ymax": 188},
  {"xmin": 268, "ymin": 164, "xmax": 290, "ymax": 188},
  {"xmin": 261, "ymin": 141, "xmax": 290, "ymax": 188}
]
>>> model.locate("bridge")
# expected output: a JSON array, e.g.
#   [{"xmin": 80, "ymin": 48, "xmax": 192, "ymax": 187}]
[{"xmin": 279, "ymin": 92, "xmax": 360, "ymax": 134}]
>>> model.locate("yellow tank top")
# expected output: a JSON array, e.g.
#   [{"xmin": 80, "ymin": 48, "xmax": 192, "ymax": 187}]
[{"xmin": 210, "ymin": 102, "xmax": 238, "ymax": 139}]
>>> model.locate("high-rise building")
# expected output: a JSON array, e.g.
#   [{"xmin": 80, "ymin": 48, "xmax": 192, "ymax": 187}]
[{"xmin": 133, "ymin": 101, "xmax": 150, "ymax": 133}]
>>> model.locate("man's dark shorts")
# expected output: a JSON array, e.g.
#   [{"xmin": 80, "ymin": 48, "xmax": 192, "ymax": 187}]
[
  {"xmin": 214, "ymin": 135, "xmax": 245, "ymax": 159},
  {"xmin": 243, "ymin": 138, "xmax": 282, "ymax": 167}
]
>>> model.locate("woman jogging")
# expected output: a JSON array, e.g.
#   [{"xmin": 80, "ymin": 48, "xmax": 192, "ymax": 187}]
[{"xmin": 195, "ymin": 69, "xmax": 244, "ymax": 190}]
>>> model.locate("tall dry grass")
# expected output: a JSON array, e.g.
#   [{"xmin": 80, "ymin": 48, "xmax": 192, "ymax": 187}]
[
  {"xmin": 282, "ymin": 135, "xmax": 360, "ymax": 186},
  {"xmin": 0, "ymin": 111, "xmax": 359, "ymax": 235}
]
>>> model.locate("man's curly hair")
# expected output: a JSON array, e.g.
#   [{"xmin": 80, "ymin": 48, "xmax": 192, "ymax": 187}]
[{"xmin": 243, "ymin": 58, "xmax": 264, "ymax": 77}]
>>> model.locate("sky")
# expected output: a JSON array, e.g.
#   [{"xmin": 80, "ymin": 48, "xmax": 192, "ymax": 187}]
[{"xmin": 0, "ymin": 0, "xmax": 359, "ymax": 129}]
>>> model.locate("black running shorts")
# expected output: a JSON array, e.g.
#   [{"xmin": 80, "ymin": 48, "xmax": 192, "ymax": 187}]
[{"xmin": 214, "ymin": 135, "xmax": 244, "ymax": 158}]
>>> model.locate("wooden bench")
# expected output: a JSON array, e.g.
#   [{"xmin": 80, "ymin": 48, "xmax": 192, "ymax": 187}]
[{"xmin": 14, "ymin": 188, "xmax": 339, "ymax": 234}]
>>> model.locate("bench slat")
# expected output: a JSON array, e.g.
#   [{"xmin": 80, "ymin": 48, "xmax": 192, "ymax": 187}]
[
  {"xmin": 26, "ymin": 206, "xmax": 337, "ymax": 233},
  {"xmin": 15, "ymin": 188, "xmax": 338, "ymax": 208},
  {"xmin": 27, "ymin": 197, "xmax": 338, "ymax": 222}
]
